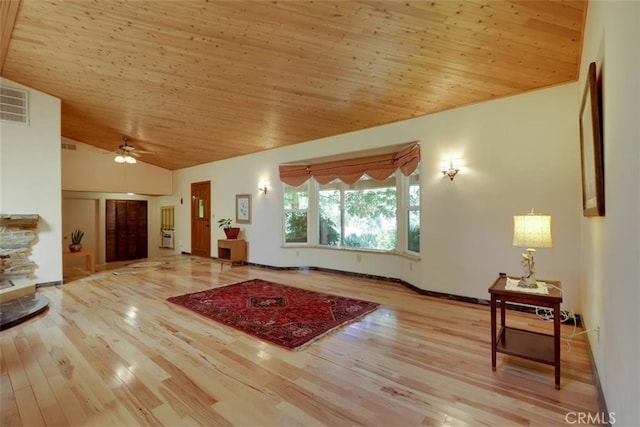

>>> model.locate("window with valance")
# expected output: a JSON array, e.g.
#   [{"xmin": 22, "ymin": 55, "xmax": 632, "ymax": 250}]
[{"xmin": 280, "ymin": 143, "xmax": 421, "ymax": 254}]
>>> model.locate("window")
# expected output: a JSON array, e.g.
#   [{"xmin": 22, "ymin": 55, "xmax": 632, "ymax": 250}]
[
  {"xmin": 283, "ymin": 182, "xmax": 309, "ymax": 243},
  {"xmin": 282, "ymin": 171, "xmax": 420, "ymax": 254},
  {"xmin": 319, "ymin": 175, "xmax": 397, "ymax": 251},
  {"xmin": 280, "ymin": 143, "xmax": 421, "ymax": 254},
  {"xmin": 160, "ymin": 206, "xmax": 174, "ymax": 230},
  {"xmin": 407, "ymin": 170, "xmax": 420, "ymax": 253}
]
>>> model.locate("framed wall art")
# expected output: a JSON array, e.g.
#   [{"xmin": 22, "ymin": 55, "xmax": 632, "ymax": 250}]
[
  {"xmin": 579, "ymin": 61, "xmax": 605, "ymax": 217},
  {"xmin": 235, "ymin": 194, "xmax": 251, "ymax": 224}
]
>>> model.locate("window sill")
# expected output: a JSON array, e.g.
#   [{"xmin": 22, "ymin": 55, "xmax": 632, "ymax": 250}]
[{"xmin": 281, "ymin": 244, "xmax": 421, "ymax": 261}]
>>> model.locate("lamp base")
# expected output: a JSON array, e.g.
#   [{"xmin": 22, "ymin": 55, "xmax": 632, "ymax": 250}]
[
  {"xmin": 517, "ymin": 248, "xmax": 538, "ymax": 288},
  {"xmin": 517, "ymin": 276, "xmax": 538, "ymax": 289}
]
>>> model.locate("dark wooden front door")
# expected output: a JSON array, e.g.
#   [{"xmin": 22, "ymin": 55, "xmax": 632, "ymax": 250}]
[
  {"xmin": 106, "ymin": 200, "xmax": 148, "ymax": 262},
  {"xmin": 191, "ymin": 181, "xmax": 211, "ymax": 257}
]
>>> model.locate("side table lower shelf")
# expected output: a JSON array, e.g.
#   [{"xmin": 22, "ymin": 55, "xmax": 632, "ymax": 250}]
[{"xmin": 496, "ymin": 327, "xmax": 555, "ymax": 365}]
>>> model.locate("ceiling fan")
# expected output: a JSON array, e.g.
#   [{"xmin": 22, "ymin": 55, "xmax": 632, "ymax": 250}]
[{"xmin": 114, "ymin": 136, "xmax": 155, "ymax": 164}]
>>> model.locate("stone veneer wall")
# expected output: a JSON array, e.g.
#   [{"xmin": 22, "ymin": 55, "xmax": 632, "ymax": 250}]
[{"xmin": 0, "ymin": 214, "xmax": 39, "ymax": 285}]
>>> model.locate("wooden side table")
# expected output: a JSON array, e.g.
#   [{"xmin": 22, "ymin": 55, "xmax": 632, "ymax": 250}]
[
  {"xmin": 62, "ymin": 250, "xmax": 96, "ymax": 273},
  {"xmin": 489, "ymin": 275, "xmax": 563, "ymax": 389},
  {"xmin": 217, "ymin": 239, "xmax": 246, "ymax": 269}
]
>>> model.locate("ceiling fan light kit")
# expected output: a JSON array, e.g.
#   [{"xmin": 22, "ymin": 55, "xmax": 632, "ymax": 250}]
[{"xmin": 113, "ymin": 136, "xmax": 154, "ymax": 164}]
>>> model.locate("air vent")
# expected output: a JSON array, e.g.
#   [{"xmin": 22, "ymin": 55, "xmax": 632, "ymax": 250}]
[
  {"xmin": 61, "ymin": 142, "xmax": 77, "ymax": 150},
  {"xmin": 0, "ymin": 86, "xmax": 28, "ymax": 124}
]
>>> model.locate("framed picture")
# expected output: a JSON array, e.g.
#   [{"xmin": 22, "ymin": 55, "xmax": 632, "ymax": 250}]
[
  {"xmin": 235, "ymin": 194, "xmax": 251, "ymax": 224},
  {"xmin": 579, "ymin": 62, "xmax": 605, "ymax": 217}
]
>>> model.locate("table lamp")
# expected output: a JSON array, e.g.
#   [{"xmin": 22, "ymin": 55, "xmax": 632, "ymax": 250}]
[{"xmin": 512, "ymin": 209, "xmax": 552, "ymax": 288}]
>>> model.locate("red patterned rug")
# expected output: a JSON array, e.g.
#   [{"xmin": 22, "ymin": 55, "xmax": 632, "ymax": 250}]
[{"xmin": 167, "ymin": 278, "xmax": 380, "ymax": 350}]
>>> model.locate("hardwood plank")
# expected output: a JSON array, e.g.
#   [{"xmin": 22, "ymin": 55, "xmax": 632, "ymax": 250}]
[
  {"xmin": 13, "ymin": 385, "xmax": 45, "ymax": 427},
  {"xmin": 1, "ymin": 331, "xmax": 30, "ymax": 392},
  {"xmin": 1, "ymin": 370, "xmax": 21, "ymax": 426}
]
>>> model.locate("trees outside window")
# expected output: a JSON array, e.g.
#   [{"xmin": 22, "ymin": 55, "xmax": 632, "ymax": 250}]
[
  {"xmin": 319, "ymin": 175, "xmax": 397, "ymax": 251},
  {"xmin": 283, "ymin": 182, "xmax": 309, "ymax": 243},
  {"xmin": 407, "ymin": 170, "xmax": 420, "ymax": 253}
]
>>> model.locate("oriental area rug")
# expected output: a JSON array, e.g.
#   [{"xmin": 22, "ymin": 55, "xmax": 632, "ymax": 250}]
[{"xmin": 167, "ymin": 278, "xmax": 380, "ymax": 351}]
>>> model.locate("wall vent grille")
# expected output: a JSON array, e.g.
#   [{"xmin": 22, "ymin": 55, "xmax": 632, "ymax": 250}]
[
  {"xmin": 61, "ymin": 142, "xmax": 77, "ymax": 150},
  {"xmin": 0, "ymin": 86, "xmax": 28, "ymax": 124}
]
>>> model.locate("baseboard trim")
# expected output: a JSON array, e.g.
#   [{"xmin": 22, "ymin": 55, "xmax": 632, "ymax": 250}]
[
  {"xmin": 584, "ymin": 331, "xmax": 610, "ymax": 425},
  {"xmin": 36, "ymin": 280, "xmax": 63, "ymax": 288},
  {"xmin": 243, "ymin": 261, "xmax": 581, "ymax": 324}
]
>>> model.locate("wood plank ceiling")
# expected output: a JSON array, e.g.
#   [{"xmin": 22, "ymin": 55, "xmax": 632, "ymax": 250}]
[{"xmin": 1, "ymin": 0, "xmax": 587, "ymax": 171}]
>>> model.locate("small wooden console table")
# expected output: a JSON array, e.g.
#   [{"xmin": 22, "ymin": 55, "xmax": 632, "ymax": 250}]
[
  {"xmin": 217, "ymin": 239, "xmax": 246, "ymax": 269},
  {"xmin": 489, "ymin": 275, "xmax": 563, "ymax": 389},
  {"xmin": 62, "ymin": 250, "xmax": 96, "ymax": 273}
]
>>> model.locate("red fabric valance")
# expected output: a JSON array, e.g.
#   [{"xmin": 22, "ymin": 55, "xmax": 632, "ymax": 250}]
[{"xmin": 279, "ymin": 143, "xmax": 420, "ymax": 186}]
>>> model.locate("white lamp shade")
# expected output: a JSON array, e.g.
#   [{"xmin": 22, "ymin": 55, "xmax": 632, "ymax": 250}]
[
  {"xmin": 513, "ymin": 213, "xmax": 552, "ymax": 248},
  {"xmin": 116, "ymin": 154, "xmax": 136, "ymax": 164}
]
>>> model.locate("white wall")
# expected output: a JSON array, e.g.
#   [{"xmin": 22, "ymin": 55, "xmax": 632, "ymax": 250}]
[
  {"xmin": 61, "ymin": 137, "xmax": 172, "ymax": 195},
  {"xmin": 0, "ymin": 77, "xmax": 63, "ymax": 285},
  {"xmin": 579, "ymin": 1, "xmax": 640, "ymax": 425},
  {"xmin": 173, "ymin": 82, "xmax": 583, "ymax": 311}
]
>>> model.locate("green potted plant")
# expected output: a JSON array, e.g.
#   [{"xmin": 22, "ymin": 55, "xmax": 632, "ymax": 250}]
[
  {"xmin": 69, "ymin": 228, "xmax": 84, "ymax": 252},
  {"xmin": 217, "ymin": 218, "xmax": 240, "ymax": 239}
]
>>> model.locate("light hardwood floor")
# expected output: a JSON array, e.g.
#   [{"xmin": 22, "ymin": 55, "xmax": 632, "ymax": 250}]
[{"xmin": 2, "ymin": 255, "xmax": 603, "ymax": 426}]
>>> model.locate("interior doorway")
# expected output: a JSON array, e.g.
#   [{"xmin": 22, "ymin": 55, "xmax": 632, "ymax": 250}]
[{"xmin": 191, "ymin": 181, "xmax": 211, "ymax": 257}]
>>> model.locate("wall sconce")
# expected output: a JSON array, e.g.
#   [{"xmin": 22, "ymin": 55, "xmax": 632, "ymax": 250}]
[
  {"xmin": 258, "ymin": 181, "xmax": 269, "ymax": 194},
  {"xmin": 440, "ymin": 159, "xmax": 461, "ymax": 181}
]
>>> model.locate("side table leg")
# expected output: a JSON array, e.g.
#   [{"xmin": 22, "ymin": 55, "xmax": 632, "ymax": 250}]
[
  {"xmin": 554, "ymin": 302, "xmax": 561, "ymax": 389},
  {"xmin": 87, "ymin": 252, "xmax": 95, "ymax": 273},
  {"xmin": 491, "ymin": 296, "xmax": 497, "ymax": 371}
]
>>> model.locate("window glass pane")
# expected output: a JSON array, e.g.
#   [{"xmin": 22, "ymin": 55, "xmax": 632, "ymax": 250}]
[
  {"xmin": 408, "ymin": 210, "xmax": 420, "ymax": 252},
  {"xmin": 285, "ymin": 212, "xmax": 308, "ymax": 243},
  {"xmin": 319, "ymin": 188, "xmax": 341, "ymax": 245},
  {"xmin": 409, "ymin": 175, "xmax": 420, "ymax": 206},
  {"xmin": 319, "ymin": 176, "xmax": 397, "ymax": 251},
  {"xmin": 408, "ymin": 170, "xmax": 420, "ymax": 253},
  {"xmin": 283, "ymin": 184, "xmax": 308, "ymax": 210},
  {"xmin": 198, "ymin": 199, "xmax": 205, "ymax": 218},
  {"xmin": 344, "ymin": 185, "xmax": 397, "ymax": 250},
  {"xmin": 283, "ymin": 182, "xmax": 309, "ymax": 244}
]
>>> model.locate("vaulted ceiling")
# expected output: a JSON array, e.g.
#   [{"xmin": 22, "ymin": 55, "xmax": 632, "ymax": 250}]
[{"xmin": 1, "ymin": 0, "xmax": 587, "ymax": 170}]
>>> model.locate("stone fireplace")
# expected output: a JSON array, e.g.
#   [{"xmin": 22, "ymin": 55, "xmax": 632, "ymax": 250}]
[{"xmin": 0, "ymin": 213, "xmax": 39, "ymax": 301}]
